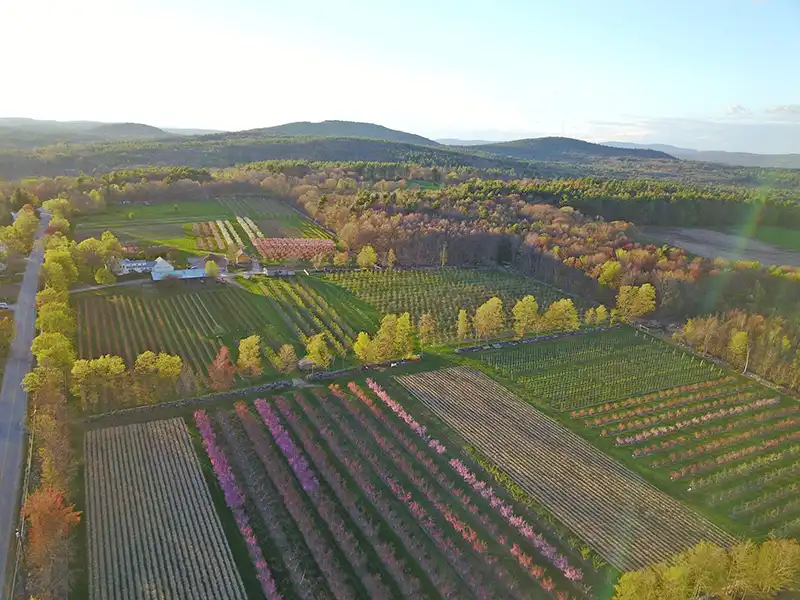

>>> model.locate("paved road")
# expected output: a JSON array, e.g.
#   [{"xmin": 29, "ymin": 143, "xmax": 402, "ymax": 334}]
[{"xmin": 0, "ymin": 211, "xmax": 50, "ymax": 591}]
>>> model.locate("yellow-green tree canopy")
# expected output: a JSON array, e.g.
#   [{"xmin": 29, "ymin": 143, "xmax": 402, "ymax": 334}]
[
  {"xmin": 474, "ymin": 297, "xmax": 504, "ymax": 340},
  {"xmin": 372, "ymin": 314, "xmax": 398, "ymax": 362},
  {"xmin": 305, "ymin": 333, "xmax": 332, "ymax": 369},
  {"xmin": 36, "ymin": 303, "xmax": 75, "ymax": 337},
  {"xmin": 616, "ymin": 283, "xmax": 657, "ymax": 320},
  {"xmin": 613, "ymin": 539, "xmax": 800, "ymax": 600},
  {"xmin": 94, "ymin": 266, "xmax": 116, "ymax": 286},
  {"xmin": 457, "ymin": 308, "xmax": 471, "ymax": 342},
  {"xmin": 237, "ymin": 335, "xmax": 262, "ymax": 377},
  {"xmin": 353, "ymin": 332, "xmax": 374, "ymax": 363},
  {"xmin": 31, "ymin": 332, "xmax": 75, "ymax": 371},
  {"xmin": 512, "ymin": 295, "xmax": 539, "ymax": 338},
  {"xmin": 205, "ymin": 260, "xmax": 220, "ymax": 277},
  {"xmin": 542, "ymin": 298, "xmax": 579, "ymax": 332},
  {"xmin": 356, "ymin": 245, "xmax": 377, "ymax": 269},
  {"xmin": 395, "ymin": 312, "xmax": 414, "ymax": 358},
  {"xmin": 276, "ymin": 344, "xmax": 298, "ymax": 373},
  {"xmin": 418, "ymin": 313, "xmax": 436, "ymax": 347}
]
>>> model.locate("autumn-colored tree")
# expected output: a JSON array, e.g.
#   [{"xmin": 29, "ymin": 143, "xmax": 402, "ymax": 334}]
[
  {"xmin": 418, "ymin": 313, "xmax": 436, "ymax": 349},
  {"xmin": 584, "ymin": 307, "xmax": 597, "ymax": 326},
  {"xmin": 616, "ymin": 284, "xmax": 657, "ymax": 320},
  {"xmin": 598, "ymin": 260, "xmax": 622, "ymax": 288},
  {"xmin": 595, "ymin": 304, "xmax": 609, "ymax": 325},
  {"xmin": 386, "ymin": 248, "xmax": 397, "ymax": 270},
  {"xmin": 24, "ymin": 488, "xmax": 81, "ymax": 599},
  {"xmin": 729, "ymin": 330, "xmax": 750, "ymax": 373},
  {"xmin": 333, "ymin": 250, "xmax": 351, "ymax": 267},
  {"xmin": 276, "ymin": 344, "xmax": 298, "ymax": 373},
  {"xmin": 356, "ymin": 245, "xmax": 377, "ymax": 268},
  {"xmin": 94, "ymin": 266, "xmax": 116, "ymax": 286},
  {"xmin": 31, "ymin": 408, "xmax": 72, "ymax": 491},
  {"xmin": 542, "ymin": 298, "xmax": 580, "ymax": 332},
  {"xmin": 70, "ymin": 354, "xmax": 128, "ymax": 411},
  {"xmin": 22, "ymin": 367, "xmax": 66, "ymax": 410},
  {"xmin": 237, "ymin": 335, "xmax": 262, "ymax": 377},
  {"xmin": 474, "ymin": 297, "xmax": 504, "ymax": 340},
  {"xmin": 305, "ymin": 333, "xmax": 332, "ymax": 370},
  {"xmin": 208, "ymin": 346, "xmax": 236, "ymax": 391},
  {"xmin": 0, "ymin": 316, "xmax": 14, "ymax": 353},
  {"xmin": 395, "ymin": 312, "xmax": 414, "ymax": 358},
  {"xmin": 43, "ymin": 248, "xmax": 78, "ymax": 291},
  {"xmin": 311, "ymin": 251, "xmax": 331, "ymax": 269},
  {"xmin": 512, "ymin": 295, "xmax": 539, "ymax": 338},
  {"xmin": 205, "ymin": 260, "xmax": 220, "ymax": 277},
  {"xmin": 457, "ymin": 309, "xmax": 471, "ymax": 342},
  {"xmin": 35, "ymin": 287, "xmax": 68, "ymax": 308}
]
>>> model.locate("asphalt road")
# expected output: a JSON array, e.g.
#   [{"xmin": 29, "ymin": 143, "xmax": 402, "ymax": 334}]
[{"xmin": 0, "ymin": 211, "xmax": 50, "ymax": 590}]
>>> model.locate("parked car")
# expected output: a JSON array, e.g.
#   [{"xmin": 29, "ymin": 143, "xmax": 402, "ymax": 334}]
[{"xmin": 0, "ymin": 302, "xmax": 9, "ymax": 309}]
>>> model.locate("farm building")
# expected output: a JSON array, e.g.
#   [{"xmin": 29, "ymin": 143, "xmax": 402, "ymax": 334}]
[
  {"xmin": 150, "ymin": 257, "xmax": 206, "ymax": 281},
  {"xmin": 116, "ymin": 258, "xmax": 157, "ymax": 275}
]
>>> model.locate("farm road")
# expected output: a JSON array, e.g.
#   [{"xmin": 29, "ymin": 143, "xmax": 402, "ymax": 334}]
[{"xmin": 0, "ymin": 211, "xmax": 51, "ymax": 593}]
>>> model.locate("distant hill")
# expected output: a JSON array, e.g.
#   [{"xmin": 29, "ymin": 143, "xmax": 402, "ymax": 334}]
[
  {"xmin": 604, "ymin": 141, "xmax": 800, "ymax": 169},
  {"xmin": 90, "ymin": 122, "xmax": 170, "ymax": 138},
  {"xmin": 0, "ymin": 118, "xmax": 172, "ymax": 149},
  {"xmin": 437, "ymin": 138, "xmax": 500, "ymax": 146},
  {"xmin": 236, "ymin": 120, "xmax": 440, "ymax": 146},
  {"xmin": 474, "ymin": 137, "xmax": 676, "ymax": 162},
  {"xmin": 164, "ymin": 127, "xmax": 225, "ymax": 136}
]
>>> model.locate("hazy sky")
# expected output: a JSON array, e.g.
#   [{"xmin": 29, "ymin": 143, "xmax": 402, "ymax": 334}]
[{"xmin": 2, "ymin": 0, "xmax": 799, "ymax": 152}]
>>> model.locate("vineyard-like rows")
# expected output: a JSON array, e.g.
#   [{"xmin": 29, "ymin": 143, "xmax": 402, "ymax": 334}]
[
  {"xmin": 254, "ymin": 238, "xmax": 335, "ymax": 261},
  {"xmin": 216, "ymin": 196, "xmax": 332, "ymax": 239},
  {"xmin": 255, "ymin": 276, "xmax": 375, "ymax": 356},
  {"xmin": 569, "ymin": 377, "xmax": 800, "ymax": 538},
  {"xmin": 322, "ymin": 268, "xmax": 572, "ymax": 341},
  {"xmin": 84, "ymin": 418, "xmax": 245, "ymax": 600},
  {"xmin": 477, "ymin": 328, "xmax": 722, "ymax": 411},
  {"xmin": 194, "ymin": 382, "xmax": 599, "ymax": 600},
  {"xmin": 396, "ymin": 366, "xmax": 734, "ymax": 571},
  {"xmin": 75, "ymin": 288, "xmax": 294, "ymax": 373}
]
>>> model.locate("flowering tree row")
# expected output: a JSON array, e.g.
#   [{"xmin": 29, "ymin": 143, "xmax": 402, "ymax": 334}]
[
  {"xmin": 687, "ymin": 444, "xmax": 800, "ymax": 490},
  {"xmin": 194, "ymin": 410, "xmax": 282, "ymax": 599},
  {"xmin": 254, "ymin": 237, "xmax": 335, "ymax": 260},
  {"xmin": 570, "ymin": 377, "xmax": 736, "ymax": 419},
  {"xmin": 237, "ymin": 216, "xmax": 262, "ymax": 245},
  {"xmin": 584, "ymin": 384, "xmax": 752, "ymax": 428},
  {"xmin": 331, "ymin": 383, "xmax": 581, "ymax": 597},
  {"xmin": 612, "ymin": 397, "xmax": 780, "ymax": 445},
  {"xmin": 631, "ymin": 405, "xmax": 800, "ymax": 457},
  {"xmin": 361, "ymin": 379, "xmax": 585, "ymax": 582},
  {"xmin": 254, "ymin": 399, "xmax": 317, "ymax": 492}
]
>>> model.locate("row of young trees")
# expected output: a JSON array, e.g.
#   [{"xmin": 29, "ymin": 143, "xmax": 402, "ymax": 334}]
[
  {"xmin": 613, "ymin": 538, "xmax": 800, "ymax": 600},
  {"xmin": 675, "ymin": 310, "xmax": 800, "ymax": 391}
]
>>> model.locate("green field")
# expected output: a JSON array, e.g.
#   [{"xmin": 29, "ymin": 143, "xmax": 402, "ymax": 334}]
[
  {"xmin": 745, "ymin": 225, "xmax": 800, "ymax": 251},
  {"xmin": 475, "ymin": 328, "xmax": 722, "ymax": 411},
  {"xmin": 74, "ymin": 275, "xmax": 378, "ymax": 383},
  {"xmin": 322, "ymin": 268, "xmax": 581, "ymax": 341}
]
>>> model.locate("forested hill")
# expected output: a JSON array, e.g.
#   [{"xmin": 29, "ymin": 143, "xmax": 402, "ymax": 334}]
[
  {"xmin": 0, "ymin": 119, "xmax": 171, "ymax": 149},
  {"xmin": 0, "ymin": 136, "xmax": 562, "ymax": 180},
  {"xmin": 471, "ymin": 137, "xmax": 676, "ymax": 162},
  {"xmin": 212, "ymin": 120, "xmax": 440, "ymax": 146}
]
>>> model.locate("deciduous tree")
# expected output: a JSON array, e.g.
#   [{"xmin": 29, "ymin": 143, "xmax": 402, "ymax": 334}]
[
  {"xmin": 305, "ymin": 333, "xmax": 332, "ymax": 370},
  {"xmin": 395, "ymin": 312, "xmax": 414, "ymax": 358},
  {"xmin": 208, "ymin": 346, "xmax": 236, "ymax": 391},
  {"xmin": 276, "ymin": 344, "xmax": 298, "ymax": 373},
  {"xmin": 372, "ymin": 314, "xmax": 398, "ymax": 361},
  {"xmin": 237, "ymin": 335, "xmax": 262, "ymax": 377},
  {"xmin": 356, "ymin": 245, "xmax": 377, "ymax": 269},
  {"xmin": 205, "ymin": 260, "xmax": 220, "ymax": 278},
  {"xmin": 512, "ymin": 295, "xmax": 539, "ymax": 337},
  {"xmin": 457, "ymin": 309, "xmax": 471, "ymax": 342},
  {"xmin": 386, "ymin": 248, "xmax": 397, "ymax": 270},
  {"xmin": 353, "ymin": 332, "xmax": 373, "ymax": 363},
  {"xmin": 474, "ymin": 297, "xmax": 504, "ymax": 340},
  {"xmin": 94, "ymin": 266, "xmax": 116, "ymax": 286},
  {"xmin": 418, "ymin": 313, "xmax": 436, "ymax": 348},
  {"xmin": 542, "ymin": 298, "xmax": 579, "ymax": 332},
  {"xmin": 31, "ymin": 333, "xmax": 75, "ymax": 372},
  {"xmin": 616, "ymin": 284, "xmax": 657, "ymax": 320}
]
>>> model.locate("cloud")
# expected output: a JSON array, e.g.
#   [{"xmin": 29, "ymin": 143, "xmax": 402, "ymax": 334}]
[
  {"xmin": 765, "ymin": 105, "xmax": 800, "ymax": 121},
  {"xmin": 727, "ymin": 104, "xmax": 751, "ymax": 117}
]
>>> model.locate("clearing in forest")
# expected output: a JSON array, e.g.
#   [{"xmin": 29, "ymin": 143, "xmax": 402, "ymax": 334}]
[
  {"xmin": 84, "ymin": 418, "xmax": 245, "ymax": 600},
  {"xmin": 396, "ymin": 366, "xmax": 734, "ymax": 571}
]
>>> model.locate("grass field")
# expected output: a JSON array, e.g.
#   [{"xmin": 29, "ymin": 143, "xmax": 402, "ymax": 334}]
[
  {"xmin": 742, "ymin": 225, "xmax": 800, "ymax": 252},
  {"xmin": 322, "ymin": 268, "xmax": 580, "ymax": 341},
  {"xmin": 396, "ymin": 366, "xmax": 734, "ymax": 571},
  {"xmin": 189, "ymin": 383, "xmax": 599, "ymax": 599}
]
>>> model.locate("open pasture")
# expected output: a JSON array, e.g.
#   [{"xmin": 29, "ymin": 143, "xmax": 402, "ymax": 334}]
[
  {"xmin": 322, "ymin": 268, "xmax": 574, "ymax": 341},
  {"xmin": 192, "ymin": 381, "xmax": 598, "ymax": 600},
  {"xmin": 475, "ymin": 328, "xmax": 722, "ymax": 411},
  {"xmin": 396, "ymin": 367, "xmax": 735, "ymax": 571},
  {"xmin": 84, "ymin": 418, "xmax": 246, "ymax": 600}
]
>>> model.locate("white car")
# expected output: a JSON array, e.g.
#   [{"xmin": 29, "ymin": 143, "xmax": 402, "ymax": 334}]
[{"xmin": 0, "ymin": 302, "xmax": 8, "ymax": 309}]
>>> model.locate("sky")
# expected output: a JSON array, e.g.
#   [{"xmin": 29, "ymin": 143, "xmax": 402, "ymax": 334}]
[{"xmin": 1, "ymin": 0, "xmax": 799, "ymax": 153}]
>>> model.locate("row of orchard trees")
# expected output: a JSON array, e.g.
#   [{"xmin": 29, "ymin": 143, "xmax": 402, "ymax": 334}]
[{"xmin": 613, "ymin": 538, "xmax": 800, "ymax": 600}]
